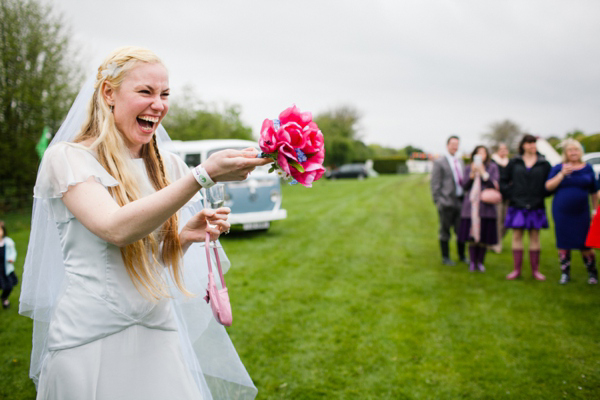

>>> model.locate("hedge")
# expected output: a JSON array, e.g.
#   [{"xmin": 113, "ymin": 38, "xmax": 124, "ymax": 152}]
[{"xmin": 351, "ymin": 156, "xmax": 408, "ymax": 174}]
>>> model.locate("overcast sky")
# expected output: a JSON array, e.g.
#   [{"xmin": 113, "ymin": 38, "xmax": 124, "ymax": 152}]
[{"xmin": 51, "ymin": 0, "xmax": 600, "ymax": 154}]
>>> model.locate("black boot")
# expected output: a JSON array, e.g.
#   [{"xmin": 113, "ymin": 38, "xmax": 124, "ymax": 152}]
[
  {"xmin": 583, "ymin": 252, "xmax": 598, "ymax": 285},
  {"xmin": 457, "ymin": 241, "xmax": 469, "ymax": 264},
  {"xmin": 440, "ymin": 240, "xmax": 455, "ymax": 266},
  {"xmin": 559, "ymin": 250, "xmax": 570, "ymax": 284}
]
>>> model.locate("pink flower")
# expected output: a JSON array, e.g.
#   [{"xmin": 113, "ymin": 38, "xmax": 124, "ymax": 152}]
[
  {"xmin": 279, "ymin": 105, "xmax": 313, "ymax": 128},
  {"xmin": 277, "ymin": 121, "xmax": 306, "ymax": 149},
  {"xmin": 259, "ymin": 119, "xmax": 278, "ymax": 154},
  {"xmin": 289, "ymin": 147, "xmax": 325, "ymax": 188},
  {"xmin": 301, "ymin": 123, "xmax": 324, "ymax": 155},
  {"xmin": 276, "ymin": 143, "xmax": 298, "ymax": 176},
  {"xmin": 290, "ymin": 160, "xmax": 326, "ymax": 188},
  {"xmin": 260, "ymin": 105, "xmax": 326, "ymax": 187}
]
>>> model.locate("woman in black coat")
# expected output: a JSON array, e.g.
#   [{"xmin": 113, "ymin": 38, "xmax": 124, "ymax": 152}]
[{"xmin": 500, "ymin": 135, "xmax": 552, "ymax": 281}]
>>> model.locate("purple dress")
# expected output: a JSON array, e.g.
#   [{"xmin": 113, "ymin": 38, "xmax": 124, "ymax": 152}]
[
  {"xmin": 548, "ymin": 163, "xmax": 598, "ymax": 249},
  {"xmin": 504, "ymin": 163, "xmax": 550, "ymax": 230}
]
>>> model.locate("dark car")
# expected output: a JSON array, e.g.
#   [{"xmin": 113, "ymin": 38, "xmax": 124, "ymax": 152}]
[{"xmin": 327, "ymin": 163, "xmax": 368, "ymax": 180}]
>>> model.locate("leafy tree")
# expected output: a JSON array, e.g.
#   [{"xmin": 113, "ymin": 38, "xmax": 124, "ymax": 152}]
[
  {"xmin": 162, "ymin": 85, "xmax": 253, "ymax": 141},
  {"xmin": 402, "ymin": 145, "xmax": 425, "ymax": 157},
  {"xmin": 578, "ymin": 133, "xmax": 600, "ymax": 153},
  {"xmin": 326, "ymin": 137, "xmax": 354, "ymax": 166},
  {"xmin": 565, "ymin": 129, "xmax": 586, "ymax": 141},
  {"xmin": 481, "ymin": 119, "xmax": 523, "ymax": 152},
  {"xmin": 349, "ymin": 140, "xmax": 374, "ymax": 162},
  {"xmin": 368, "ymin": 144, "xmax": 402, "ymax": 157},
  {"xmin": 546, "ymin": 136, "xmax": 562, "ymax": 153},
  {"xmin": 314, "ymin": 105, "xmax": 371, "ymax": 166},
  {"xmin": 0, "ymin": 0, "xmax": 81, "ymax": 210},
  {"xmin": 314, "ymin": 105, "xmax": 362, "ymax": 140}
]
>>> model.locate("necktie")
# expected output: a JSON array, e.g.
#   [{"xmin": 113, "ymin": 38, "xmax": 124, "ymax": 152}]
[{"xmin": 453, "ymin": 159, "xmax": 463, "ymax": 186}]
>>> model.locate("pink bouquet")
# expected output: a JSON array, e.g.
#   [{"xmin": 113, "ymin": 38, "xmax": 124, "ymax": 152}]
[{"xmin": 258, "ymin": 105, "xmax": 326, "ymax": 188}]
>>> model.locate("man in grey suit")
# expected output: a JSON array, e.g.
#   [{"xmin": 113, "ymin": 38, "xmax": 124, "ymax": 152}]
[{"xmin": 431, "ymin": 135, "xmax": 468, "ymax": 265}]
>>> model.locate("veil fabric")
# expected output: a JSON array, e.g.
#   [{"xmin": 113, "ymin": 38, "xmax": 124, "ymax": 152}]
[{"xmin": 19, "ymin": 77, "xmax": 257, "ymax": 399}]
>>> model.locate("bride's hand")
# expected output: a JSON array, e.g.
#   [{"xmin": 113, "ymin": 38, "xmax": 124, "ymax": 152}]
[
  {"xmin": 179, "ymin": 208, "xmax": 231, "ymax": 252},
  {"xmin": 202, "ymin": 148, "xmax": 273, "ymax": 182}
]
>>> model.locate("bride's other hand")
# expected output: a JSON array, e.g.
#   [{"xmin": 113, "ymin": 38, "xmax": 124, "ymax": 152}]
[
  {"xmin": 203, "ymin": 148, "xmax": 273, "ymax": 182},
  {"xmin": 180, "ymin": 207, "xmax": 231, "ymax": 252}
]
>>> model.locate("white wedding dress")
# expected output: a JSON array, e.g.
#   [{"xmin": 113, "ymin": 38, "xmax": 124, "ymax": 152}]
[{"xmin": 31, "ymin": 142, "xmax": 256, "ymax": 400}]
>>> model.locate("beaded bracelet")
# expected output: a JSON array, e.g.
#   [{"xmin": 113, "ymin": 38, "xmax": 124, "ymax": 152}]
[{"xmin": 192, "ymin": 165, "xmax": 216, "ymax": 188}]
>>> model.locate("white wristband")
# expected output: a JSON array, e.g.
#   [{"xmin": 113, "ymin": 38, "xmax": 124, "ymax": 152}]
[{"xmin": 192, "ymin": 165, "xmax": 216, "ymax": 188}]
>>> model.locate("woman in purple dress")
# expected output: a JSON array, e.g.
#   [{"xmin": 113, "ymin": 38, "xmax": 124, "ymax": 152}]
[
  {"xmin": 501, "ymin": 135, "xmax": 552, "ymax": 281},
  {"xmin": 545, "ymin": 139, "xmax": 599, "ymax": 284},
  {"xmin": 458, "ymin": 146, "xmax": 499, "ymax": 272}
]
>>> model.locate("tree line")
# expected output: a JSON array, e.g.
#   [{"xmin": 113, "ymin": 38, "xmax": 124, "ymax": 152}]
[
  {"xmin": 481, "ymin": 120, "xmax": 600, "ymax": 155},
  {"xmin": 5, "ymin": 0, "xmax": 597, "ymax": 211},
  {"xmin": 0, "ymin": 0, "xmax": 421, "ymax": 210}
]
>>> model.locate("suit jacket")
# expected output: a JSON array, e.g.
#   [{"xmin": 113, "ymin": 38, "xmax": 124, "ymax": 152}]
[{"xmin": 431, "ymin": 156, "xmax": 463, "ymax": 209}]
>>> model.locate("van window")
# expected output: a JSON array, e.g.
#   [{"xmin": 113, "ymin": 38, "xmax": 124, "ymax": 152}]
[
  {"xmin": 206, "ymin": 146, "xmax": 271, "ymax": 173},
  {"xmin": 184, "ymin": 153, "xmax": 201, "ymax": 167}
]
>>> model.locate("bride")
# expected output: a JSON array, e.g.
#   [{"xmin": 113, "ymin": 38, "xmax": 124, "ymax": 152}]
[{"xmin": 20, "ymin": 46, "xmax": 269, "ymax": 399}]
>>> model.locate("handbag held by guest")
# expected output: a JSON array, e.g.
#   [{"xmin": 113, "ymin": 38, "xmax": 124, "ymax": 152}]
[{"xmin": 481, "ymin": 188, "xmax": 502, "ymax": 204}]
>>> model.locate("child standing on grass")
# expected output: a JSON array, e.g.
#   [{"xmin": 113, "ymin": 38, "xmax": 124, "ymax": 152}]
[{"xmin": 0, "ymin": 220, "xmax": 18, "ymax": 309}]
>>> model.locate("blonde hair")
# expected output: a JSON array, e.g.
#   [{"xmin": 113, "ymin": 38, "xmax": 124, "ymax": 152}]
[
  {"xmin": 561, "ymin": 138, "xmax": 584, "ymax": 163},
  {"xmin": 74, "ymin": 46, "xmax": 189, "ymax": 300}
]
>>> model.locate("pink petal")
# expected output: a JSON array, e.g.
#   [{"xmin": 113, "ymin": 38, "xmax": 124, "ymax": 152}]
[
  {"xmin": 259, "ymin": 119, "xmax": 278, "ymax": 153},
  {"xmin": 277, "ymin": 143, "xmax": 297, "ymax": 175},
  {"xmin": 277, "ymin": 152, "xmax": 292, "ymax": 175},
  {"xmin": 279, "ymin": 105, "xmax": 313, "ymax": 128},
  {"xmin": 276, "ymin": 122, "xmax": 306, "ymax": 149},
  {"xmin": 301, "ymin": 128, "xmax": 324, "ymax": 155}
]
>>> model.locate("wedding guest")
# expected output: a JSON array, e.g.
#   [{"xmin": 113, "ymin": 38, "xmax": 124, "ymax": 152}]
[
  {"xmin": 458, "ymin": 146, "xmax": 499, "ymax": 272},
  {"xmin": 20, "ymin": 46, "xmax": 270, "ymax": 399},
  {"xmin": 490, "ymin": 143, "xmax": 510, "ymax": 253},
  {"xmin": 501, "ymin": 134, "xmax": 552, "ymax": 280},
  {"xmin": 0, "ymin": 220, "xmax": 18, "ymax": 309},
  {"xmin": 545, "ymin": 139, "xmax": 599, "ymax": 284},
  {"xmin": 431, "ymin": 136, "xmax": 468, "ymax": 266}
]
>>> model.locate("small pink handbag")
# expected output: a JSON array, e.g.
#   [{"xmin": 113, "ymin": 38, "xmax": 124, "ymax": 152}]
[
  {"xmin": 481, "ymin": 188, "xmax": 502, "ymax": 205},
  {"xmin": 203, "ymin": 232, "xmax": 233, "ymax": 326}
]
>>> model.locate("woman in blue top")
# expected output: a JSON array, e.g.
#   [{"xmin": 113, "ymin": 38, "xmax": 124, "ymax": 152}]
[{"xmin": 546, "ymin": 139, "xmax": 599, "ymax": 284}]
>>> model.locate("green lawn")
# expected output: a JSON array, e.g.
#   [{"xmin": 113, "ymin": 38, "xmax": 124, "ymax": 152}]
[{"xmin": 2, "ymin": 175, "xmax": 599, "ymax": 399}]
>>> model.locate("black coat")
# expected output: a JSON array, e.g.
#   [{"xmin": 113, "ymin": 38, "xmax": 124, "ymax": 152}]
[{"xmin": 500, "ymin": 154, "xmax": 552, "ymax": 210}]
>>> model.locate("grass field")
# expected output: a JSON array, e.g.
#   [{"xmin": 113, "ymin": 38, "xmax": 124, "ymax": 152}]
[{"xmin": 1, "ymin": 175, "xmax": 600, "ymax": 399}]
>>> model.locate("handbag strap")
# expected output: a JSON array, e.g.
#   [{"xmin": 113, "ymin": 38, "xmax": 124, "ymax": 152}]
[
  {"xmin": 205, "ymin": 230, "xmax": 226, "ymax": 289},
  {"xmin": 203, "ymin": 188, "xmax": 226, "ymax": 288}
]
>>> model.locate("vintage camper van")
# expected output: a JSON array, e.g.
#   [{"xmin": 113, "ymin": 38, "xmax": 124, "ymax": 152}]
[{"xmin": 165, "ymin": 139, "xmax": 287, "ymax": 231}]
